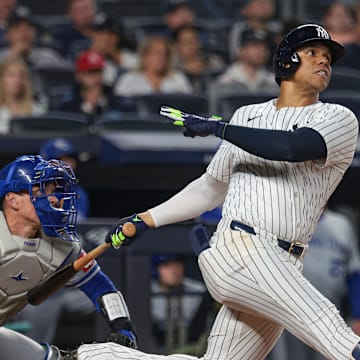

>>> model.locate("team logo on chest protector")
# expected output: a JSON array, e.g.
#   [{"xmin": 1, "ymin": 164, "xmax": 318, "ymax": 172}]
[{"xmin": 9, "ymin": 271, "xmax": 28, "ymax": 281}]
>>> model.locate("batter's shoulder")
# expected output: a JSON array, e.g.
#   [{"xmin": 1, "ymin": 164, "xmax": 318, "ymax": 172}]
[
  {"xmin": 316, "ymin": 101, "xmax": 358, "ymax": 125},
  {"xmin": 230, "ymin": 98, "xmax": 274, "ymax": 124},
  {"xmin": 320, "ymin": 100, "xmax": 356, "ymax": 117}
]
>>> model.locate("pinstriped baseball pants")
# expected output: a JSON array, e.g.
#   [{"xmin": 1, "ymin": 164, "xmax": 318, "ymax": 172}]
[{"xmin": 77, "ymin": 226, "xmax": 360, "ymax": 360}]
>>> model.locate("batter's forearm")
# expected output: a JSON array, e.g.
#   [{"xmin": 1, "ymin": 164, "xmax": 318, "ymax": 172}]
[
  {"xmin": 145, "ymin": 174, "xmax": 227, "ymax": 227},
  {"xmin": 138, "ymin": 212, "xmax": 155, "ymax": 227}
]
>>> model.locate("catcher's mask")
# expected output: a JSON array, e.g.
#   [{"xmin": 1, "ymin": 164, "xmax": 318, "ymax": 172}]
[{"xmin": 30, "ymin": 159, "xmax": 79, "ymax": 241}]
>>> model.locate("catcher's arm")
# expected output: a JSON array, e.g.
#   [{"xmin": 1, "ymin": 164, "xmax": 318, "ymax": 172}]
[{"xmin": 27, "ymin": 223, "xmax": 136, "ymax": 305}]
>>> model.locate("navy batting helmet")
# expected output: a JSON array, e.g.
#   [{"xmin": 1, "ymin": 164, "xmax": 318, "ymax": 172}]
[{"xmin": 273, "ymin": 23, "xmax": 345, "ymax": 85}]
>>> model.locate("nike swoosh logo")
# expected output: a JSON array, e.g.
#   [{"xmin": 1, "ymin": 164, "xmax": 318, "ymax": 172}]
[
  {"xmin": 232, "ymin": 225, "xmax": 243, "ymax": 231},
  {"xmin": 248, "ymin": 115, "xmax": 262, "ymax": 122}
]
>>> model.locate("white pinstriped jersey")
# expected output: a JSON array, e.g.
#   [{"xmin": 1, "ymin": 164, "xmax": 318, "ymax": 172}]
[{"xmin": 208, "ymin": 99, "xmax": 359, "ymax": 244}]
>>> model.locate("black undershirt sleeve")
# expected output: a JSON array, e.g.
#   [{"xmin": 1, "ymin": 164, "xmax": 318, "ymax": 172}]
[{"xmin": 217, "ymin": 124, "xmax": 327, "ymax": 162}]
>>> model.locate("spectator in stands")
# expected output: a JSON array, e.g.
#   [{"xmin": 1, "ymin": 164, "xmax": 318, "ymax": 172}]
[
  {"xmin": 354, "ymin": 0, "xmax": 360, "ymax": 38},
  {"xmin": 0, "ymin": 5, "xmax": 70, "ymax": 68},
  {"xmin": 59, "ymin": 49, "xmax": 129, "ymax": 121},
  {"xmin": 88, "ymin": 13, "xmax": 139, "ymax": 90},
  {"xmin": 53, "ymin": 0, "xmax": 97, "ymax": 59},
  {"xmin": 151, "ymin": 254, "xmax": 213, "ymax": 354},
  {"xmin": 161, "ymin": 0, "xmax": 209, "ymax": 48},
  {"xmin": 172, "ymin": 24, "xmax": 225, "ymax": 94},
  {"xmin": 228, "ymin": 0, "xmax": 281, "ymax": 63},
  {"xmin": 0, "ymin": 0, "xmax": 16, "ymax": 45},
  {"xmin": 326, "ymin": 2, "xmax": 360, "ymax": 70},
  {"xmin": 40, "ymin": 137, "xmax": 90, "ymax": 219},
  {"xmin": 162, "ymin": 0, "xmax": 195, "ymax": 36},
  {"xmin": 114, "ymin": 36, "xmax": 193, "ymax": 96},
  {"xmin": 0, "ymin": 57, "xmax": 45, "ymax": 134},
  {"xmin": 322, "ymin": 1, "xmax": 356, "ymax": 46},
  {"xmin": 215, "ymin": 28, "xmax": 278, "ymax": 94}
]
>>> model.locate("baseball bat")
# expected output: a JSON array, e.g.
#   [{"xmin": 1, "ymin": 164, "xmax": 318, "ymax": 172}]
[{"xmin": 27, "ymin": 222, "xmax": 136, "ymax": 305}]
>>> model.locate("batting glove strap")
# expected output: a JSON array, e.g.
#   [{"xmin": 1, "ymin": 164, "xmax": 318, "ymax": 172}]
[{"xmin": 183, "ymin": 118, "xmax": 227, "ymax": 138}]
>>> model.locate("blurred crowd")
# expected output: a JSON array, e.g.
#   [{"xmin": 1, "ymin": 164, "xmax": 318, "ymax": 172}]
[
  {"xmin": 4, "ymin": 1, "xmax": 360, "ymax": 358},
  {"xmin": 1, "ymin": 0, "xmax": 360, "ymax": 131}
]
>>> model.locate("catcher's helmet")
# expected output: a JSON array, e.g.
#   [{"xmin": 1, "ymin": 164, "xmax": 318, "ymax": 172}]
[
  {"xmin": 0, "ymin": 155, "xmax": 45, "ymax": 198},
  {"xmin": 0, "ymin": 155, "xmax": 79, "ymax": 241},
  {"xmin": 31, "ymin": 159, "xmax": 79, "ymax": 241},
  {"xmin": 273, "ymin": 23, "xmax": 345, "ymax": 85}
]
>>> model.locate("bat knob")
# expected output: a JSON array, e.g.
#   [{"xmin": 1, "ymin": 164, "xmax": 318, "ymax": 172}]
[{"xmin": 122, "ymin": 222, "xmax": 137, "ymax": 237}]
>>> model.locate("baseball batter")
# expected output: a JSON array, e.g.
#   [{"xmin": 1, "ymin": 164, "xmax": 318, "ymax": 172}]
[
  {"xmin": 78, "ymin": 24, "xmax": 360, "ymax": 359},
  {"xmin": 0, "ymin": 155, "xmax": 137, "ymax": 359}
]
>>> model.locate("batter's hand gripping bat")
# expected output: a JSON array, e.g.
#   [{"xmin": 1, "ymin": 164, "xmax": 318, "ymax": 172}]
[{"xmin": 27, "ymin": 222, "xmax": 136, "ymax": 305}]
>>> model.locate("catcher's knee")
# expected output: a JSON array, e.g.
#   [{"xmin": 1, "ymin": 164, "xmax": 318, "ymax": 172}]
[{"xmin": 43, "ymin": 344, "xmax": 77, "ymax": 360}]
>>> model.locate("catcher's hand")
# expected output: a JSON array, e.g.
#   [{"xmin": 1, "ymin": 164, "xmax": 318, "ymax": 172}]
[
  {"xmin": 105, "ymin": 214, "xmax": 148, "ymax": 249},
  {"xmin": 160, "ymin": 105, "xmax": 225, "ymax": 138}
]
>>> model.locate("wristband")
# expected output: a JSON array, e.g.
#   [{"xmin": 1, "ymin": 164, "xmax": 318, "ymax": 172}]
[{"xmin": 99, "ymin": 291, "xmax": 130, "ymax": 321}]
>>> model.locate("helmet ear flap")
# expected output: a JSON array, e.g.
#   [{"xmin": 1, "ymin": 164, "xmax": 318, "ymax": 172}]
[
  {"xmin": 277, "ymin": 47, "xmax": 299, "ymax": 68},
  {"xmin": 273, "ymin": 46, "xmax": 301, "ymax": 84}
]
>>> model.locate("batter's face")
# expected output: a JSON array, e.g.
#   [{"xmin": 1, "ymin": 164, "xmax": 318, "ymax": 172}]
[{"xmin": 292, "ymin": 43, "xmax": 332, "ymax": 93}]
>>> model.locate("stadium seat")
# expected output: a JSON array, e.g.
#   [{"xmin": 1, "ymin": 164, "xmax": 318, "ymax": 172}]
[
  {"xmin": 46, "ymin": 85, "xmax": 74, "ymax": 111},
  {"xmin": 326, "ymin": 67, "xmax": 360, "ymax": 92},
  {"xmin": 134, "ymin": 94, "xmax": 209, "ymax": 116},
  {"xmin": 124, "ymin": 16, "xmax": 167, "ymax": 44},
  {"xmin": 33, "ymin": 66, "xmax": 75, "ymax": 92},
  {"xmin": 97, "ymin": 113, "xmax": 182, "ymax": 132},
  {"xmin": 320, "ymin": 91, "xmax": 360, "ymax": 118},
  {"xmin": 215, "ymin": 93, "xmax": 277, "ymax": 118},
  {"xmin": 101, "ymin": 1, "xmax": 164, "ymax": 17},
  {"xmin": 9, "ymin": 111, "xmax": 90, "ymax": 135}
]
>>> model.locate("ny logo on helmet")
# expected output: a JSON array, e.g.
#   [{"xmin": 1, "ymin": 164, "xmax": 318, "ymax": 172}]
[{"xmin": 316, "ymin": 26, "xmax": 330, "ymax": 39}]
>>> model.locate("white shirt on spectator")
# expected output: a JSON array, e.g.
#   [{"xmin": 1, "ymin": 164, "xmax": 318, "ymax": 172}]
[
  {"xmin": 0, "ymin": 102, "xmax": 45, "ymax": 134},
  {"xmin": 113, "ymin": 70, "xmax": 193, "ymax": 96},
  {"xmin": 216, "ymin": 63, "xmax": 277, "ymax": 93},
  {"xmin": 103, "ymin": 50, "xmax": 139, "ymax": 88},
  {"xmin": 0, "ymin": 47, "xmax": 71, "ymax": 68}
]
